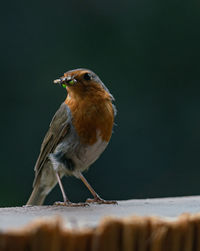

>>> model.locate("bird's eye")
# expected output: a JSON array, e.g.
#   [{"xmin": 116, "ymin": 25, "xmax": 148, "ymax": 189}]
[{"xmin": 83, "ymin": 73, "xmax": 91, "ymax": 80}]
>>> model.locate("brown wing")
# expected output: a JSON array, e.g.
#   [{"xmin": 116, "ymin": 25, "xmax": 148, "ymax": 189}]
[{"xmin": 33, "ymin": 102, "xmax": 71, "ymax": 187}]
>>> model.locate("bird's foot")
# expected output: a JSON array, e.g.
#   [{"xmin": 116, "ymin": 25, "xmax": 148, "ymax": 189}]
[
  {"xmin": 86, "ymin": 196, "xmax": 118, "ymax": 205},
  {"xmin": 54, "ymin": 201, "xmax": 89, "ymax": 207}
]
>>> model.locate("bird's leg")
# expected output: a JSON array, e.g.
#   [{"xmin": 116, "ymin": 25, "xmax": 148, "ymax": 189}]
[
  {"xmin": 54, "ymin": 172, "xmax": 88, "ymax": 207},
  {"xmin": 55, "ymin": 172, "xmax": 69, "ymax": 204},
  {"xmin": 79, "ymin": 173, "xmax": 117, "ymax": 205},
  {"xmin": 50, "ymin": 152, "xmax": 88, "ymax": 207}
]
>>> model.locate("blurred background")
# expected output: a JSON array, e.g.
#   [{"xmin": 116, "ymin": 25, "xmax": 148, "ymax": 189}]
[{"xmin": 1, "ymin": 0, "xmax": 200, "ymax": 206}]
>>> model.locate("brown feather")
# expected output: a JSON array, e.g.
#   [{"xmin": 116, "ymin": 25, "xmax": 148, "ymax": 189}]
[
  {"xmin": 65, "ymin": 83, "xmax": 114, "ymax": 145},
  {"xmin": 33, "ymin": 102, "xmax": 70, "ymax": 186}
]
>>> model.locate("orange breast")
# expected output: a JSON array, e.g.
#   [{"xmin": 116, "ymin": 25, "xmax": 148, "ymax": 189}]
[{"xmin": 65, "ymin": 93, "xmax": 114, "ymax": 145}]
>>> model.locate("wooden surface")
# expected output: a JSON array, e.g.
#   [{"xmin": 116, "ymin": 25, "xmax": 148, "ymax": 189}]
[
  {"xmin": 1, "ymin": 196, "xmax": 200, "ymax": 231},
  {"xmin": 1, "ymin": 196, "xmax": 200, "ymax": 251}
]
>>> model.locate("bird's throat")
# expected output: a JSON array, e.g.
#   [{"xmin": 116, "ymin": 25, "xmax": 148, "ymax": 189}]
[{"xmin": 65, "ymin": 94, "xmax": 114, "ymax": 145}]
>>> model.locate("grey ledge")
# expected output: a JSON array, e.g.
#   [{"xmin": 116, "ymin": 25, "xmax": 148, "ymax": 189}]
[{"xmin": 1, "ymin": 196, "xmax": 200, "ymax": 231}]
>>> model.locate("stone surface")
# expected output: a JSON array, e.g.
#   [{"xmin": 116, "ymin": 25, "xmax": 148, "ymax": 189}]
[{"xmin": 1, "ymin": 196, "xmax": 200, "ymax": 231}]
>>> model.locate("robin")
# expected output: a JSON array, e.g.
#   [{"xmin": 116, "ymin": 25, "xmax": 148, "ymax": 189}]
[{"xmin": 26, "ymin": 68, "xmax": 117, "ymax": 206}]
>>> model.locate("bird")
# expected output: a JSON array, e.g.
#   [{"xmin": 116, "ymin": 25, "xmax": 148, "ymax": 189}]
[{"xmin": 26, "ymin": 68, "xmax": 117, "ymax": 206}]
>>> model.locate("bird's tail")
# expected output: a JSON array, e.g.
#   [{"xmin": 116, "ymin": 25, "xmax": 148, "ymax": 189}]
[{"xmin": 26, "ymin": 184, "xmax": 47, "ymax": 206}]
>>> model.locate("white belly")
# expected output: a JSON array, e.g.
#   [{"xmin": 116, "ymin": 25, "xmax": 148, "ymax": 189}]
[
  {"xmin": 71, "ymin": 135, "xmax": 108, "ymax": 175},
  {"xmin": 53, "ymin": 130, "xmax": 109, "ymax": 177}
]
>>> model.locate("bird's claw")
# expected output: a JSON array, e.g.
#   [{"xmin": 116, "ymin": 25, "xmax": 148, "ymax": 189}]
[{"xmin": 86, "ymin": 197, "xmax": 118, "ymax": 205}]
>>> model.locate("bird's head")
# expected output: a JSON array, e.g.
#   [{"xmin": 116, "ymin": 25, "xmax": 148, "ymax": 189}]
[{"xmin": 54, "ymin": 68, "xmax": 114, "ymax": 101}]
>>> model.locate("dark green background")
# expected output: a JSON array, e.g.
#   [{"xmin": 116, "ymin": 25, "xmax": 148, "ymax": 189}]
[{"xmin": 1, "ymin": 0, "xmax": 200, "ymax": 206}]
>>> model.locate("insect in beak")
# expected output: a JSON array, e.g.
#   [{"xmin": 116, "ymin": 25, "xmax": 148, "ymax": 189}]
[{"xmin": 53, "ymin": 77, "xmax": 77, "ymax": 88}]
